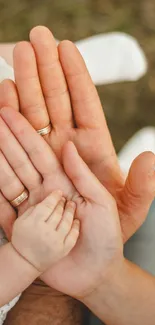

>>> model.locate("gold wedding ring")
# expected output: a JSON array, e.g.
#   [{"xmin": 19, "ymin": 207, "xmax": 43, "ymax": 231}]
[
  {"xmin": 10, "ymin": 189, "xmax": 29, "ymax": 208},
  {"xmin": 37, "ymin": 123, "xmax": 52, "ymax": 136}
]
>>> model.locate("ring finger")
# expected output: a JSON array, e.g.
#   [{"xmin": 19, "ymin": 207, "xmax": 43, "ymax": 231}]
[
  {"xmin": 0, "ymin": 150, "xmax": 24, "ymax": 202},
  {"xmin": 0, "ymin": 116, "xmax": 42, "ymax": 203}
]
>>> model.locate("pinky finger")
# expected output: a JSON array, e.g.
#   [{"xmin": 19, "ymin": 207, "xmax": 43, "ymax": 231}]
[
  {"xmin": 64, "ymin": 219, "xmax": 80, "ymax": 255},
  {"xmin": 0, "ymin": 80, "xmax": 19, "ymax": 111}
]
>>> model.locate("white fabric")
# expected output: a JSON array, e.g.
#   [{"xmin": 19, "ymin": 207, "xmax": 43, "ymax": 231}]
[
  {"xmin": 0, "ymin": 229, "xmax": 21, "ymax": 325},
  {"xmin": 56, "ymin": 32, "xmax": 147, "ymax": 85},
  {"xmin": 118, "ymin": 127, "xmax": 155, "ymax": 174},
  {"xmin": 0, "ymin": 32, "xmax": 147, "ymax": 85},
  {"xmin": 75, "ymin": 33, "xmax": 147, "ymax": 85},
  {"xmin": 0, "ymin": 56, "xmax": 14, "ymax": 82}
]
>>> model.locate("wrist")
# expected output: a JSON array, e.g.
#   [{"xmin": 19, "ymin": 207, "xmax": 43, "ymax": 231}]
[
  {"xmin": 80, "ymin": 259, "xmax": 155, "ymax": 325},
  {"xmin": 0, "ymin": 243, "xmax": 41, "ymax": 306},
  {"xmin": 80, "ymin": 258, "xmax": 129, "ymax": 322},
  {"xmin": 10, "ymin": 242, "xmax": 41, "ymax": 277}
]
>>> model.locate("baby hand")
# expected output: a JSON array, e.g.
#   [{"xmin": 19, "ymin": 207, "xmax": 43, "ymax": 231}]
[{"xmin": 11, "ymin": 190, "xmax": 80, "ymax": 272}]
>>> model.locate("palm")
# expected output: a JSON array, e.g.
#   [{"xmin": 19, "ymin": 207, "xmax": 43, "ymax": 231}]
[
  {"xmin": 51, "ymin": 127, "xmax": 109, "ymax": 164},
  {"xmin": 16, "ymin": 154, "xmax": 76, "ymax": 217},
  {"xmin": 43, "ymin": 207, "xmax": 104, "ymax": 297},
  {"xmin": 42, "ymin": 183, "xmax": 122, "ymax": 297},
  {"xmin": 44, "ymin": 203, "xmax": 100, "ymax": 296},
  {"xmin": 45, "ymin": 122, "xmax": 154, "ymax": 245},
  {"xmin": 39, "ymin": 128, "xmax": 125, "ymax": 297},
  {"xmin": 50, "ymin": 126, "xmax": 123, "ymax": 193}
]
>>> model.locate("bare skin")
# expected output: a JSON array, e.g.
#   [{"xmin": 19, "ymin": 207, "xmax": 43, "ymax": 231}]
[
  {"xmin": 0, "ymin": 26, "xmax": 155, "ymax": 325},
  {"xmin": 0, "ymin": 191, "xmax": 80, "ymax": 307},
  {"xmin": 0, "ymin": 110, "xmax": 122, "ymax": 297},
  {"xmin": 0, "ymin": 27, "xmax": 154, "ymax": 243}
]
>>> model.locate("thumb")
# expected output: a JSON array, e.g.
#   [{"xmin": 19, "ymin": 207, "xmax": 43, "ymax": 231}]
[
  {"xmin": 62, "ymin": 141, "xmax": 111, "ymax": 204},
  {"xmin": 119, "ymin": 151, "xmax": 155, "ymax": 242}
]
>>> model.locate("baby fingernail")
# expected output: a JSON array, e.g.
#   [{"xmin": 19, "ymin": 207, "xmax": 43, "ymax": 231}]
[
  {"xmin": 55, "ymin": 190, "xmax": 63, "ymax": 196},
  {"xmin": 68, "ymin": 201, "xmax": 76, "ymax": 208}
]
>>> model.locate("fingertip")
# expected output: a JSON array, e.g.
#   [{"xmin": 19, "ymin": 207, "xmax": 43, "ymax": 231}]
[
  {"xmin": 43, "ymin": 190, "xmax": 63, "ymax": 206},
  {"xmin": 0, "ymin": 80, "xmax": 19, "ymax": 111},
  {"xmin": 69, "ymin": 200, "xmax": 76, "ymax": 208},
  {"xmin": 124, "ymin": 151, "xmax": 155, "ymax": 214},
  {"xmin": 13, "ymin": 41, "xmax": 35, "ymax": 71},
  {"xmin": 64, "ymin": 140, "xmax": 76, "ymax": 150},
  {"xmin": 0, "ymin": 105, "xmax": 12, "ymax": 113},
  {"xmin": 52, "ymin": 189, "xmax": 63, "ymax": 197},
  {"xmin": 73, "ymin": 218, "xmax": 80, "ymax": 228},
  {"xmin": 134, "ymin": 151, "xmax": 155, "ymax": 166},
  {"xmin": 30, "ymin": 25, "xmax": 55, "ymax": 44},
  {"xmin": 63, "ymin": 141, "xmax": 78, "ymax": 159},
  {"xmin": 129, "ymin": 151, "xmax": 155, "ymax": 188},
  {"xmin": 66, "ymin": 200, "xmax": 76, "ymax": 211},
  {"xmin": 62, "ymin": 141, "xmax": 81, "ymax": 179},
  {"xmin": 58, "ymin": 40, "xmax": 75, "ymax": 53},
  {"xmin": 0, "ymin": 106, "xmax": 14, "ymax": 121},
  {"xmin": 0, "ymin": 79, "xmax": 15, "ymax": 89},
  {"xmin": 59, "ymin": 40, "xmax": 83, "ymax": 69},
  {"xmin": 13, "ymin": 41, "xmax": 31, "ymax": 58}
]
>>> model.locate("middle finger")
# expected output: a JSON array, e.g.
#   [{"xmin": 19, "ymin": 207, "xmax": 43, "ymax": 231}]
[{"xmin": 29, "ymin": 26, "xmax": 73, "ymax": 129}]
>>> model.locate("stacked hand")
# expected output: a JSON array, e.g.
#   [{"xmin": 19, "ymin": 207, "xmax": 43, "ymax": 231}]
[
  {"xmin": 11, "ymin": 191, "xmax": 80, "ymax": 272},
  {"xmin": 0, "ymin": 26, "xmax": 155, "ymax": 299}
]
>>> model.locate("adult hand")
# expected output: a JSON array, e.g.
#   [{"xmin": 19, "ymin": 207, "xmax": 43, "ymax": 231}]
[
  {"xmin": 0, "ymin": 107, "xmax": 123, "ymax": 297},
  {"xmin": 0, "ymin": 106, "xmax": 75, "ymax": 238}
]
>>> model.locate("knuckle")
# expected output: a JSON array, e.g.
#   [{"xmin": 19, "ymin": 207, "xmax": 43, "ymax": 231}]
[
  {"xmin": 28, "ymin": 174, "xmax": 42, "ymax": 190},
  {"xmin": 22, "ymin": 102, "xmax": 45, "ymax": 115},
  {"xmin": 45, "ymin": 84, "xmax": 68, "ymax": 99}
]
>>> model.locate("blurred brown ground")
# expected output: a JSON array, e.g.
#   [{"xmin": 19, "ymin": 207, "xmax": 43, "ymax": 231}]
[{"xmin": 0, "ymin": 0, "xmax": 155, "ymax": 152}]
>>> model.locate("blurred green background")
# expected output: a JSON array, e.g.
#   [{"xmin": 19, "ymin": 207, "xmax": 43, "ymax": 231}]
[{"xmin": 0, "ymin": 0, "xmax": 155, "ymax": 152}]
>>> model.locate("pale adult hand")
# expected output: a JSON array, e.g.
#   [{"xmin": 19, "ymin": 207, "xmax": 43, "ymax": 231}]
[
  {"xmin": 0, "ymin": 106, "xmax": 75, "ymax": 238},
  {"xmin": 0, "ymin": 107, "xmax": 123, "ymax": 297},
  {"xmin": 0, "ymin": 104, "xmax": 154, "ymax": 300}
]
